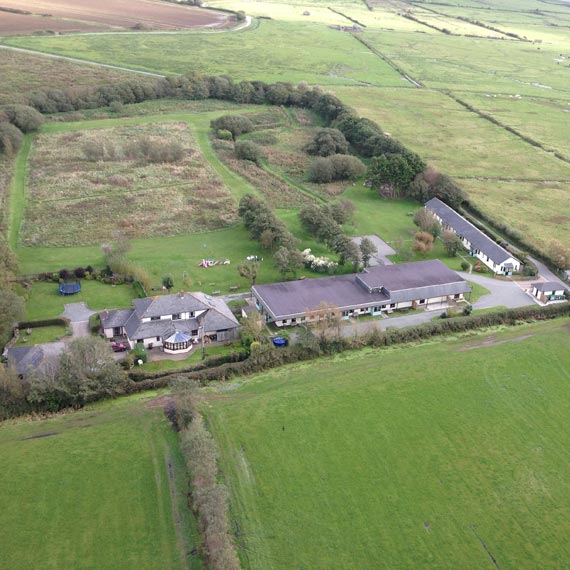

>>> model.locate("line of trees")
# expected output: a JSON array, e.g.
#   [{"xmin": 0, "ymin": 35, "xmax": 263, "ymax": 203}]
[{"xmin": 174, "ymin": 381, "xmax": 241, "ymax": 570}]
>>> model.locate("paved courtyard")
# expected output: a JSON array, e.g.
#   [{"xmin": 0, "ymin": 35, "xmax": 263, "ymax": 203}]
[{"xmin": 351, "ymin": 235, "xmax": 395, "ymax": 266}]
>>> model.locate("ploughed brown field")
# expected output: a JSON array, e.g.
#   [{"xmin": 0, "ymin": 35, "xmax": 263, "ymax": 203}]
[
  {"xmin": 0, "ymin": 0, "xmax": 229, "ymax": 34},
  {"xmin": 0, "ymin": 11, "xmax": 109, "ymax": 34}
]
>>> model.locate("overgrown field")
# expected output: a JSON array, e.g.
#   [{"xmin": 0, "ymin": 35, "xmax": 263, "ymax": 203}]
[
  {"xmin": 205, "ymin": 318, "xmax": 570, "ymax": 569},
  {"xmin": 21, "ymin": 120, "xmax": 237, "ymax": 246},
  {"xmin": 3, "ymin": 0, "xmax": 570, "ymax": 249},
  {"xmin": 0, "ymin": 50, "xmax": 157, "ymax": 105},
  {"xmin": 0, "ymin": 393, "xmax": 202, "ymax": 570}
]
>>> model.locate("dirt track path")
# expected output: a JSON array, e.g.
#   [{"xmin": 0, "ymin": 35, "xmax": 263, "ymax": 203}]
[{"xmin": 0, "ymin": 44, "xmax": 167, "ymax": 77}]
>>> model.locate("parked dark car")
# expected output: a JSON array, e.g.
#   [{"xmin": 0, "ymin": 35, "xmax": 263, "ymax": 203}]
[{"xmin": 110, "ymin": 341, "xmax": 128, "ymax": 352}]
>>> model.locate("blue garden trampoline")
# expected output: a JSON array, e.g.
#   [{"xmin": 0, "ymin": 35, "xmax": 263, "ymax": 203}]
[
  {"xmin": 272, "ymin": 337, "xmax": 287, "ymax": 348},
  {"xmin": 58, "ymin": 282, "xmax": 81, "ymax": 296}
]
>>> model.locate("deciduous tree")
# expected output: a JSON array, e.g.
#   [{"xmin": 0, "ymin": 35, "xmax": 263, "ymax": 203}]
[{"xmin": 359, "ymin": 237, "xmax": 378, "ymax": 268}]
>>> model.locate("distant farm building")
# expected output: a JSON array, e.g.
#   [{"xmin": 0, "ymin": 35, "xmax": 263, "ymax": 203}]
[{"xmin": 425, "ymin": 198, "xmax": 521, "ymax": 275}]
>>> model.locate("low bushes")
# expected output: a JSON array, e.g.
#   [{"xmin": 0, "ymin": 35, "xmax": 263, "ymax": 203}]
[
  {"xmin": 18, "ymin": 317, "xmax": 70, "ymax": 329},
  {"xmin": 174, "ymin": 383, "xmax": 240, "ymax": 570}
]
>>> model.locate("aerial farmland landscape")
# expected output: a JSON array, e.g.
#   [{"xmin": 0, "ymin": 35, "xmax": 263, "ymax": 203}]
[{"xmin": 0, "ymin": 1, "xmax": 569, "ymax": 569}]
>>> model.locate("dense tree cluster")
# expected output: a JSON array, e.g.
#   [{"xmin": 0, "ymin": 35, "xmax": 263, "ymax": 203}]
[
  {"xmin": 238, "ymin": 194, "xmax": 297, "ymax": 248},
  {"xmin": 210, "ymin": 114, "xmax": 253, "ymax": 140},
  {"xmin": 0, "ymin": 337, "xmax": 124, "ymax": 420},
  {"xmin": 308, "ymin": 154, "xmax": 365, "ymax": 183},
  {"xmin": 0, "ymin": 104, "xmax": 44, "ymax": 156},
  {"xmin": 299, "ymin": 201, "xmax": 361, "ymax": 269},
  {"xmin": 304, "ymin": 128, "xmax": 349, "ymax": 157}
]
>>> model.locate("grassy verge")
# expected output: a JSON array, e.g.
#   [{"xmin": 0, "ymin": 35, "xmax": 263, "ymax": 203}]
[
  {"xmin": 8, "ymin": 134, "xmax": 31, "ymax": 249},
  {"xmin": 466, "ymin": 280, "xmax": 491, "ymax": 304}
]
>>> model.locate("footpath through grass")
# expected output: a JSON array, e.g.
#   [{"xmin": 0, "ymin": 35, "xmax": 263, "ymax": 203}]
[
  {"xmin": 0, "ymin": 393, "xmax": 202, "ymax": 570},
  {"xmin": 205, "ymin": 318, "xmax": 570, "ymax": 570}
]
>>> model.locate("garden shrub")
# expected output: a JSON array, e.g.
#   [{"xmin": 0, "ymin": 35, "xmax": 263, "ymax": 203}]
[
  {"xmin": 216, "ymin": 129, "xmax": 233, "ymax": 141},
  {"xmin": 235, "ymin": 140, "xmax": 263, "ymax": 165},
  {"xmin": 0, "ymin": 121, "xmax": 23, "ymax": 156}
]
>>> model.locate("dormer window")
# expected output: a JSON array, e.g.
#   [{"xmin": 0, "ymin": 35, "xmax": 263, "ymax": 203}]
[
  {"xmin": 172, "ymin": 313, "xmax": 180, "ymax": 320},
  {"xmin": 190, "ymin": 311, "xmax": 195, "ymax": 317},
  {"xmin": 150, "ymin": 316, "xmax": 160, "ymax": 321}
]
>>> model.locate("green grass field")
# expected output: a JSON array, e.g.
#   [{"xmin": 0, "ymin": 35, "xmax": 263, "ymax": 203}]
[
  {"xmin": 0, "ymin": 393, "xmax": 202, "ymax": 570},
  {"xmin": 2, "ymin": 20, "xmax": 405, "ymax": 87},
  {"xmin": 205, "ymin": 318, "xmax": 570, "ymax": 569},
  {"xmin": 24, "ymin": 280, "xmax": 137, "ymax": 320}
]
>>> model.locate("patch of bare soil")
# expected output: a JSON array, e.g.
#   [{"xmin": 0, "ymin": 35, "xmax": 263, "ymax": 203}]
[
  {"xmin": 20, "ymin": 431, "xmax": 58, "ymax": 440},
  {"xmin": 460, "ymin": 334, "xmax": 534, "ymax": 351},
  {"xmin": 0, "ymin": 0, "xmax": 228, "ymax": 32}
]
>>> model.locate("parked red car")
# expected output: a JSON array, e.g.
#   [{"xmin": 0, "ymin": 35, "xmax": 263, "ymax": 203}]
[{"xmin": 110, "ymin": 341, "xmax": 128, "ymax": 352}]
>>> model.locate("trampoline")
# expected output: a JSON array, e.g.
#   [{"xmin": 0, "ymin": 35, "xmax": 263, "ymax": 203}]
[
  {"xmin": 272, "ymin": 337, "xmax": 287, "ymax": 348},
  {"xmin": 58, "ymin": 283, "xmax": 81, "ymax": 296}
]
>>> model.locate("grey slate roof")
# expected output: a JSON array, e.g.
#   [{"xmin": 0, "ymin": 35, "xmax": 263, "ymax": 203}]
[
  {"xmin": 102, "ymin": 292, "xmax": 239, "ymax": 342},
  {"xmin": 425, "ymin": 198, "xmax": 519, "ymax": 266},
  {"xmin": 100, "ymin": 308, "xmax": 133, "ymax": 330},
  {"xmin": 252, "ymin": 260, "xmax": 470, "ymax": 320},
  {"xmin": 7, "ymin": 342, "xmax": 65, "ymax": 378},
  {"xmin": 7, "ymin": 346, "xmax": 45, "ymax": 376},
  {"xmin": 532, "ymin": 281, "xmax": 565, "ymax": 292}
]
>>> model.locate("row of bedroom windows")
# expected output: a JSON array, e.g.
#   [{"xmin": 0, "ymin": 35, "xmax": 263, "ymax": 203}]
[{"xmin": 149, "ymin": 312, "xmax": 194, "ymax": 321}]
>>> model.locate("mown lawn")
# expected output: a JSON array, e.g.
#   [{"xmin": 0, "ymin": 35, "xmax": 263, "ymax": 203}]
[
  {"xmin": 205, "ymin": 318, "xmax": 570, "ymax": 570},
  {"xmin": 15, "ymin": 324, "xmax": 70, "ymax": 345},
  {"xmin": 0, "ymin": 393, "xmax": 202, "ymax": 570},
  {"xmin": 25, "ymin": 280, "xmax": 137, "ymax": 320}
]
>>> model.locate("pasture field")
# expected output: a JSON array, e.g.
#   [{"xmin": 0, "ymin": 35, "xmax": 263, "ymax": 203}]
[
  {"xmin": 1, "ymin": 20, "xmax": 407, "ymax": 87},
  {"xmin": 0, "ymin": 50, "xmax": 156, "ymax": 105},
  {"xmin": 205, "ymin": 318, "xmax": 570, "ymax": 570},
  {"xmin": 0, "ymin": 393, "xmax": 202, "ymax": 570},
  {"xmin": 335, "ymin": 86, "xmax": 570, "ymax": 248},
  {"xmin": 453, "ymin": 92, "xmax": 570, "ymax": 158},
  {"xmin": 0, "ymin": 0, "xmax": 228, "ymax": 33}
]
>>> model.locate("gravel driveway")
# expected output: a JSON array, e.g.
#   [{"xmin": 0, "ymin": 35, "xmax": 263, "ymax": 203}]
[{"xmin": 61, "ymin": 302, "xmax": 97, "ymax": 338}]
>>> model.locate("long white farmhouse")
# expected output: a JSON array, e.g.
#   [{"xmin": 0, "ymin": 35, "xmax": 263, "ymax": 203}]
[{"xmin": 425, "ymin": 197, "xmax": 521, "ymax": 275}]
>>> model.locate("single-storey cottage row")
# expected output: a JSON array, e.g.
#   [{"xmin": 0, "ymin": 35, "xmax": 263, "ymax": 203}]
[
  {"xmin": 530, "ymin": 282, "xmax": 566, "ymax": 304},
  {"xmin": 100, "ymin": 291, "xmax": 239, "ymax": 354},
  {"xmin": 425, "ymin": 197, "xmax": 521, "ymax": 275},
  {"xmin": 252, "ymin": 259, "xmax": 471, "ymax": 327}
]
